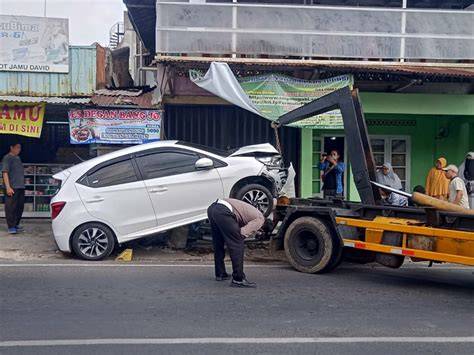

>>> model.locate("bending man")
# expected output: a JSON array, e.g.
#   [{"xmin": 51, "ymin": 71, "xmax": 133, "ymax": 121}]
[{"xmin": 207, "ymin": 198, "xmax": 273, "ymax": 288}]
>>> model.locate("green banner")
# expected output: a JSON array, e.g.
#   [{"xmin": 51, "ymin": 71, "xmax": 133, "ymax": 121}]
[{"xmin": 238, "ymin": 74, "xmax": 353, "ymax": 129}]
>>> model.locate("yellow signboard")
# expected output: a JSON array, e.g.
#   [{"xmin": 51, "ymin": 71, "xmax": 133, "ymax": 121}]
[{"xmin": 0, "ymin": 101, "xmax": 45, "ymax": 138}]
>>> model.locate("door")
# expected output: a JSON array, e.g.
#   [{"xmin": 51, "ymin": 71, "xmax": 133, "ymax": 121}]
[
  {"xmin": 76, "ymin": 157, "xmax": 157, "ymax": 236},
  {"xmin": 321, "ymin": 136, "xmax": 347, "ymax": 197},
  {"xmin": 135, "ymin": 148, "xmax": 224, "ymax": 229}
]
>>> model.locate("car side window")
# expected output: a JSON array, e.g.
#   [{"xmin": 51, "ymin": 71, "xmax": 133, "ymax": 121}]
[
  {"xmin": 136, "ymin": 151, "xmax": 200, "ymax": 180},
  {"xmin": 85, "ymin": 159, "xmax": 138, "ymax": 188}
]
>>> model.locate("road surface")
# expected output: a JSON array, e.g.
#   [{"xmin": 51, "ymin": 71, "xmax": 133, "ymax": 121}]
[{"xmin": 1, "ymin": 261, "xmax": 473, "ymax": 354}]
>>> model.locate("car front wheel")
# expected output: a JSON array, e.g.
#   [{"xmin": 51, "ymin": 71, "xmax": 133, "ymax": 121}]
[
  {"xmin": 236, "ymin": 184, "xmax": 273, "ymax": 217},
  {"xmin": 71, "ymin": 223, "xmax": 115, "ymax": 261}
]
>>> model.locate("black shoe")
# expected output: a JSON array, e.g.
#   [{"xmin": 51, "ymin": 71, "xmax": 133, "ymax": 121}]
[
  {"xmin": 215, "ymin": 273, "xmax": 231, "ymax": 281},
  {"xmin": 230, "ymin": 278, "xmax": 256, "ymax": 288}
]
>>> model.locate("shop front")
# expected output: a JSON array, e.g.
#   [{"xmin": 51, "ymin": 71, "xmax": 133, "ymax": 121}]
[
  {"xmin": 300, "ymin": 92, "xmax": 474, "ymax": 200},
  {"xmin": 0, "ymin": 100, "xmax": 164, "ymax": 217},
  {"xmin": 0, "ymin": 101, "xmax": 91, "ymax": 217}
]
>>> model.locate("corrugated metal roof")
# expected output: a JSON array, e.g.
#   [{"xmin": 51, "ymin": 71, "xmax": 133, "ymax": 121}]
[
  {"xmin": 0, "ymin": 95, "xmax": 90, "ymax": 104},
  {"xmin": 154, "ymin": 56, "xmax": 474, "ymax": 78},
  {"xmin": 94, "ymin": 88, "xmax": 143, "ymax": 97},
  {"xmin": 91, "ymin": 91, "xmax": 154, "ymax": 108},
  {"xmin": 124, "ymin": 0, "xmax": 156, "ymax": 53},
  {"xmin": 0, "ymin": 45, "xmax": 98, "ymax": 97}
]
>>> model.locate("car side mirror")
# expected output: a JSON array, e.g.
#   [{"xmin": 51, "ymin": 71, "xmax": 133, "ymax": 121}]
[{"xmin": 195, "ymin": 158, "xmax": 214, "ymax": 170}]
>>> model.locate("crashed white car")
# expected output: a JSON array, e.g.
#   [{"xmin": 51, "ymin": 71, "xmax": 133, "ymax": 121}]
[{"xmin": 50, "ymin": 140, "xmax": 290, "ymax": 260}]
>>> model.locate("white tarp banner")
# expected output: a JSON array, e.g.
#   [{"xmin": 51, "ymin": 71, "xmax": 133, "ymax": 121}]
[
  {"xmin": 189, "ymin": 62, "xmax": 261, "ymax": 116},
  {"xmin": 0, "ymin": 15, "xmax": 69, "ymax": 73},
  {"xmin": 190, "ymin": 62, "xmax": 353, "ymax": 128}
]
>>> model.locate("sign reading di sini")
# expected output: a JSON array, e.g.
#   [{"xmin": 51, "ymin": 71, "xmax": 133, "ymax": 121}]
[{"xmin": 0, "ymin": 15, "xmax": 69, "ymax": 73}]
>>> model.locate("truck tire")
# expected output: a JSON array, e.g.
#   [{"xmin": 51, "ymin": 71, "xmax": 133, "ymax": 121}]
[{"xmin": 284, "ymin": 217, "xmax": 340, "ymax": 274}]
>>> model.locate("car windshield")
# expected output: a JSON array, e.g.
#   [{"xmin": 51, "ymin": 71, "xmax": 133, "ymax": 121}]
[{"xmin": 177, "ymin": 141, "xmax": 231, "ymax": 157}]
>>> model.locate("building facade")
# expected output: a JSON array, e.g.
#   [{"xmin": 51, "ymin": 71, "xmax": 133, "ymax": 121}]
[{"xmin": 122, "ymin": 0, "xmax": 474, "ymax": 197}]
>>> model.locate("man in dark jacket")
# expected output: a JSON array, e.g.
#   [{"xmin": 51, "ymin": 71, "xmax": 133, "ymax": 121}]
[{"xmin": 207, "ymin": 198, "xmax": 273, "ymax": 288}]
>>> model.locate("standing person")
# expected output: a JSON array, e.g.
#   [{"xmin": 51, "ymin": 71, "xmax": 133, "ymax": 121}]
[
  {"xmin": 318, "ymin": 150, "xmax": 345, "ymax": 198},
  {"xmin": 376, "ymin": 163, "xmax": 403, "ymax": 190},
  {"xmin": 2, "ymin": 142, "xmax": 25, "ymax": 234},
  {"xmin": 425, "ymin": 157, "xmax": 449, "ymax": 200},
  {"xmin": 207, "ymin": 198, "xmax": 273, "ymax": 288},
  {"xmin": 443, "ymin": 165, "xmax": 469, "ymax": 209},
  {"xmin": 458, "ymin": 152, "xmax": 474, "ymax": 209}
]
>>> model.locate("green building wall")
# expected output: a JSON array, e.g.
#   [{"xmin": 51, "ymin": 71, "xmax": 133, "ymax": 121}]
[{"xmin": 299, "ymin": 92, "xmax": 474, "ymax": 200}]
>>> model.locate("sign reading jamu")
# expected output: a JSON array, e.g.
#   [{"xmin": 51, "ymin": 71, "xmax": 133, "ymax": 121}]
[{"xmin": 0, "ymin": 101, "xmax": 45, "ymax": 138}]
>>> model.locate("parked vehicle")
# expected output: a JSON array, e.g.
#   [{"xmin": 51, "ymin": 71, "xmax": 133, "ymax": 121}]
[{"xmin": 50, "ymin": 140, "xmax": 289, "ymax": 260}]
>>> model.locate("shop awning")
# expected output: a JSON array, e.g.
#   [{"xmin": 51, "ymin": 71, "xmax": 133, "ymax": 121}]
[{"xmin": 0, "ymin": 95, "xmax": 91, "ymax": 104}]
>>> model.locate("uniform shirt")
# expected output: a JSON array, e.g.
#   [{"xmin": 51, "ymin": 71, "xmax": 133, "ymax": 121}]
[
  {"xmin": 225, "ymin": 198, "xmax": 265, "ymax": 238},
  {"xmin": 448, "ymin": 176, "xmax": 469, "ymax": 209},
  {"xmin": 2, "ymin": 154, "xmax": 25, "ymax": 189}
]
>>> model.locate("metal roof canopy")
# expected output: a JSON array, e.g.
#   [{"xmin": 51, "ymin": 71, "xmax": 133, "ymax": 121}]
[
  {"xmin": 154, "ymin": 56, "xmax": 474, "ymax": 79},
  {"xmin": 0, "ymin": 95, "xmax": 91, "ymax": 104}
]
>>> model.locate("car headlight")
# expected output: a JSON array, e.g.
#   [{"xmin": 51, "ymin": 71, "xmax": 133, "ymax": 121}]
[{"xmin": 256, "ymin": 156, "xmax": 283, "ymax": 168}]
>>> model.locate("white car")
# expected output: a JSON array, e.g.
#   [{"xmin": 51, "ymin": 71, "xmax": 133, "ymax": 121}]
[{"xmin": 50, "ymin": 140, "xmax": 288, "ymax": 260}]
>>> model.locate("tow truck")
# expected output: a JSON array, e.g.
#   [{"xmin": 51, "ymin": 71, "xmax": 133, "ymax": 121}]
[{"xmin": 271, "ymin": 86, "xmax": 474, "ymax": 273}]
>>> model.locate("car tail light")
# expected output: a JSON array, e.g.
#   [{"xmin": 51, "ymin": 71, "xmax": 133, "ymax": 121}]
[{"xmin": 51, "ymin": 202, "xmax": 66, "ymax": 220}]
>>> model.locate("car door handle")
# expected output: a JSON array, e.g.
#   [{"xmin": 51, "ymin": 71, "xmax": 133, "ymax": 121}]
[
  {"xmin": 85, "ymin": 197, "xmax": 104, "ymax": 203},
  {"xmin": 149, "ymin": 187, "xmax": 168, "ymax": 193}
]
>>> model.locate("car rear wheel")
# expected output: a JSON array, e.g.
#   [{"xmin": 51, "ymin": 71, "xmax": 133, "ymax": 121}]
[
  {"xmin": 71, "ymin": 223, "xmax": 115, "ymax": 261},
  {"xmin": 236, "ymin": 184, "xmax": 273, "ymax": 217}
]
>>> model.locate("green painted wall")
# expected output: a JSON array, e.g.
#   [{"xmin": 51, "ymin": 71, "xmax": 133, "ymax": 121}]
[
  {"xmin": 300, "ymin": 128, "xmax": 313, "ymax": 198},
  {"xmin": 360, "ymin": 92, "xmax": 474, "ymax": 116},
  {"xmin": 299, "ymin": 92, "xmax": 474, "ymax": 200}
]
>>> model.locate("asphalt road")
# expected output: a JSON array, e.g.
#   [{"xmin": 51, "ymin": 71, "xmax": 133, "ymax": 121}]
[{"xmin": 0, "ymin": 261, "xmax": 473, "ymax": 354}]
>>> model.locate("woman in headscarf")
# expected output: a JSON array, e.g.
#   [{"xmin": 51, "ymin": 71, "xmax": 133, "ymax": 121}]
[
  {"xmin": 458, "ymin": 152, "xmax": 474, "ymax": 209},
  {"xmin": 375, "ymin": 162, "xmax": 403, "ymax": 190},
  {"xmin": 425, "ymin": 157, "xmax": 449, "ymax": 201}
]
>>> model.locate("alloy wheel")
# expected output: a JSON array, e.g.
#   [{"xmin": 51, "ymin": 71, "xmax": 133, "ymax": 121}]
[
  {"xmin": 77, "ymin": 227, "xmax": 109, "ymax": 258},
  {"xmin": 242, "ymin": 189, "xmax": 270, "ymax": 214}
]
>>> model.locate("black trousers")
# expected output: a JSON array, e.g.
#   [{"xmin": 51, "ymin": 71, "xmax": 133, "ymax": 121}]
[
  {"xmin": 207, "ymin": 202, "xmax": 245, "ymax": 281},
  {"xmin": 4, "ymin": 188, "xmax": 25, "ymax": 229}
]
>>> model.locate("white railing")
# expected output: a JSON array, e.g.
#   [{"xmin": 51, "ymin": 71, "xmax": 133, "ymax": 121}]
[{"xmin": 155, "ymin": 2, "xmax": 474, "ymax": 60}]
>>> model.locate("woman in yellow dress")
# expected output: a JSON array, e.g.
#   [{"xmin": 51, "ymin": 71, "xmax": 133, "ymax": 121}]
[{"xmin": 425, "ymin": 157, "xmax": 449, "ymax": 201}]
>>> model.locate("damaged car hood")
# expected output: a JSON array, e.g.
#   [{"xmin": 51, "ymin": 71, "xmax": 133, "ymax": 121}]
[{"xmin": 229, "ymin": 143, "xmax": 279, "ymax": 157}]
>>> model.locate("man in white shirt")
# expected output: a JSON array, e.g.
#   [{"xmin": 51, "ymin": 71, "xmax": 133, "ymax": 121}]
[{"xmin": 443, "ymin": 165, "xmax": 470, "ymax": 209}]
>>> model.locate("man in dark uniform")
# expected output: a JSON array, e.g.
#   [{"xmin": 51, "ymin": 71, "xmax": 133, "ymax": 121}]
[{"xmin": 207, "ymin": 198, "xmax": 273, "ymax": 288}]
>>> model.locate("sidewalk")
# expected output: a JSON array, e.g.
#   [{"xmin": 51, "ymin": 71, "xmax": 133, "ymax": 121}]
[{"xmin": 0, "ymin": 219, "xmax": 285, "ymax": 263}]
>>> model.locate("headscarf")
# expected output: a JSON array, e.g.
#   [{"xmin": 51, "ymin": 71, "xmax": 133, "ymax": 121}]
[
  {"xmin": 459, "ymin": 152, "xmax": 474, "ymax": 182},
  {"xmin": 376, "ymin": 162, "xmax": 403, "ymax": 190},
  {"xmin": 425, "ymin": 157, "xmax": 449, "ymax": 197}
]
